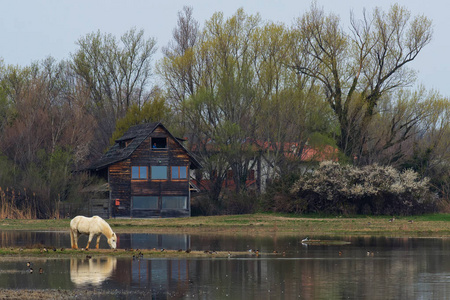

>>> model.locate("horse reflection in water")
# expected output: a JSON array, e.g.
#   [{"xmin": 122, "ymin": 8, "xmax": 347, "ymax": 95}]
[{"xmin": 70, "ymin": 257, "xmax": 117, "ymax": 287}]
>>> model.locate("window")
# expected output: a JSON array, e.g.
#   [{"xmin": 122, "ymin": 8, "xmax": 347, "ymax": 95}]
[
  {"xmin": 152, "ymin": 137, "xmax": 167, "ymax": 149},
  {"xmin": 132, "ymin": 166, "xmax": 148, "ymax": 179},
  {"xmin": 132, "ymin": 196, "xmax": 159, "ymax": 209},
  {"xmin": 151, "ymin": 166, "xmax": 167, "ymax": 179},
  {"xmin": 248, "ymin": 169, "xmax": 255, "ymax": 181},
  {"xmin": 171, "ymin": 166, "xmax": 187, "ymax": 179},
  {"xmin": 119, "ymin": 139, "xmax": 133, "ymax": 149},
  {"xmin": 162, "ymin": 196, "xmax": 187, "ymax": 209}
]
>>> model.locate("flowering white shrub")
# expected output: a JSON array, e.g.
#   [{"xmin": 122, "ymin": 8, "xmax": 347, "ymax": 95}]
[{"xmin": 290, "ymin": 161, "xmax": 437, "ymax": 215}]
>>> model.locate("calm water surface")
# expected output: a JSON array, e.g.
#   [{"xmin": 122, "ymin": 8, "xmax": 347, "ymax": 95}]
[{"xmin": 1, "ymin": 231, "xmax": 450, "ymax": 299}]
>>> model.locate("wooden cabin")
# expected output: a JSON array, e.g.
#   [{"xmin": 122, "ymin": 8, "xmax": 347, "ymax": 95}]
[{"xmin": 89, "ymin": 122, "xmax": 201, "ymax": 218}]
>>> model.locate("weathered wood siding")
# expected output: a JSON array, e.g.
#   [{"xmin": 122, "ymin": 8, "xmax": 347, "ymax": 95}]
[
  {"xmin": 109, "ymin": 159, "xmax": 131, "ymax": 217},
  {"xmin": 89, "ymin": 199, "xmax": 109, "ymax": 218},
  {"xmin": 108, "ymin": 125, "xmax": 192, "ymax": 218}
]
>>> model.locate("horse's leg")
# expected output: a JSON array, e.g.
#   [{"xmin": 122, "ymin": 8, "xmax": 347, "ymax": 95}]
[
  {"xmin": 86, "ymin": 233, "xmax": 94, "ymax": 250},
  {"xmin": 71, "ymin": 230, "xmax": 79, "ymax": 250},
  {"xmin": 96, "ymin": 235, "xmax": 101, "ymax": 249},
  {"xmin": 70, "ymin": 230, "xmax": 74, "ymax": 249}
]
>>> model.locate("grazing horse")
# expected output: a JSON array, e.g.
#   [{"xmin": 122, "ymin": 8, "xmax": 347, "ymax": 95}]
[{"xmin": 70, "ymin": 216, "xmax": 117, "ymax": 250}]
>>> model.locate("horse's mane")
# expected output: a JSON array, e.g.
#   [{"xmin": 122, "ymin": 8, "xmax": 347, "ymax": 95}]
[{"xmin": 94, "ymin": 216, "xmax": 114, "ymax": 239}]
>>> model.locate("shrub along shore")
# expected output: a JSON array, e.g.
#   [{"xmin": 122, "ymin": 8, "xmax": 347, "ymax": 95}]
[{"xmin": 1, "ymin": 213, "xmax": 450, "ymax": 237}]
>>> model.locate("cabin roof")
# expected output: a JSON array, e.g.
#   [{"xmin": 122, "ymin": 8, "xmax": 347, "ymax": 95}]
[{"xmin": 89, "ymin": 122, "xmax": 202, "ymax": 171}]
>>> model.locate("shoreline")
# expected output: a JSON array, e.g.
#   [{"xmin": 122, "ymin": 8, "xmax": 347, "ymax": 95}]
[
  {"xmin": 1, "ymin": 213, "xmax": 450, "ymax": 237},
  {"xmin": 0, "ymin": 247, "xmax": 264, "ymax": 258},
  {"xmin": 0, "ymin": 288, "xmax": 150, "ymax": 300}
]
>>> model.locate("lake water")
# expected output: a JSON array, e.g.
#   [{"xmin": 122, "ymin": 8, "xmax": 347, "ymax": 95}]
[{"xmin": 1, "ymin": 231, "xmax": 450, "ymax": 299}]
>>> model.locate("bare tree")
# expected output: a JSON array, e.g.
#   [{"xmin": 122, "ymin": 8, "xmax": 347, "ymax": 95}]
[
  {"xmin": 0, "ymin": 58, "xmax": 97, "ymax": 217},
  {"xmin": 159, "ymin": 5, "xmax": 200, "ymax": 118},
  {"xmin": 290, "ymin": 4, "xmax": 432, "ymax": 162},
  {"xmin": 72, "ymin": 28, "xmax": 157, "ymax": 155}
]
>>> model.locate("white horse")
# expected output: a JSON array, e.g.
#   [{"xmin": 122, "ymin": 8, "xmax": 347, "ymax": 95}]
[{"xmin": 70, "ymin": 216, "xmax": 117, "ymax": 250}]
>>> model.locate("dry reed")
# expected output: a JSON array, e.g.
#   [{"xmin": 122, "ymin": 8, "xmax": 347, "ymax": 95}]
[{"xmin": 0, "ymin": 187, "xmax": 37, "ymax": 219}]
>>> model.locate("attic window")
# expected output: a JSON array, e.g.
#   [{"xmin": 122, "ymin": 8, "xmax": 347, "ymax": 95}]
[
  {"xmin": 152, "ymin": 137, "xmax": 167, "ymax": 149},
  {"xmin": 119, "ymin": 139, "xmax": 133, "ymax": 149}
]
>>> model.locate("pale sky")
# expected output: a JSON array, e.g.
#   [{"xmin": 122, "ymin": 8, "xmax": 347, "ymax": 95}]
[{"xmin": 1, "ymin": 0, "xmax": 448, "ymax": 96}]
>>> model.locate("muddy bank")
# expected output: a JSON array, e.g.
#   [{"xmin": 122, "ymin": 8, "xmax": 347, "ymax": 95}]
[
  {"xmin": 0, "ymin": 247, "xmax": 267, "ymax": 258},
  {"xmin": 0, "ymin": 288, "xmax": 149, "ymax": 299}
]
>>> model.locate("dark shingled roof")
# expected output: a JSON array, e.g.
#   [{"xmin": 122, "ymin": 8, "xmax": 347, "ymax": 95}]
[{"xmin": 89, "ymin": 122, "xmax": 201, "ymax": 171}]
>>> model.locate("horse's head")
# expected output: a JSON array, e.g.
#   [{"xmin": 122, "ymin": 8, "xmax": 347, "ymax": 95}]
[{"xmin": 108, "ymin": 232, "xmax": 117, "ymax": 249}]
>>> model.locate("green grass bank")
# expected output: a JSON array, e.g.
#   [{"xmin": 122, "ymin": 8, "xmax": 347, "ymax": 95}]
[{"xmin": 1, "ymin": 213, "xmax": 450, "ymax": 237}]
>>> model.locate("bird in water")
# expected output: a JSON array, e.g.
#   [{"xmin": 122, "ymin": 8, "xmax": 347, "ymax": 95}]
[{"xmin": 302, "ymin": 237, "xmax": 309, "ymax": 243}]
